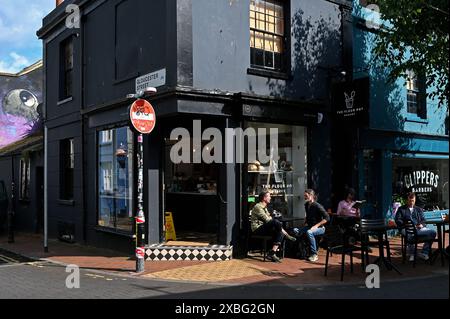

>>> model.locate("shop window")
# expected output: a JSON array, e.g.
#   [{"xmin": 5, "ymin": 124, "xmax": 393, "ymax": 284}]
[
  {"xmin": 250, "ymin": 0, "xmax": 286, "ymax": 71},
  {"xmin": 59, "ymin": 36, "xmax": 74, "ymax": 100},
  {"xmin": 19, "ymin": 158, "xmax": 31, "ymax": 200},
  {"xmin": 245, "ymin": 123, "xmax": 307, "ymax": 219},
  {"xmin": 60, "ymin": 139, "xmax": 74, "ymax": 200},
  {"xmin": 406, "ymin": 70, "xmax": 427, "ymax": 119},
  {"xmin": 392, "ymin": 157, "xmax": 449, "ymax": 210},
  {"xmin": 98, "ymin": 127, "xmax": 134, "ymax": 232}
]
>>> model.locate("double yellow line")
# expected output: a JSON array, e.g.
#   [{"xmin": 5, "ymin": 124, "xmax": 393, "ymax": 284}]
[{"xmin": 0, "ymin": 254, "xmax": 18, "ymax": 264}]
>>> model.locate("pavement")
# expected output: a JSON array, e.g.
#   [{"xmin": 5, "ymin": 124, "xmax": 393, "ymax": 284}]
[{"xmin": 0, "ymin": 232, "xmax": 449, "ymax": 289}]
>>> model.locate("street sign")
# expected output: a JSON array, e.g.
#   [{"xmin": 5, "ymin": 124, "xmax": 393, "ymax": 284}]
[
  {"xmin": 130, "ymin": 99, "xmax": 156, "ymax": 134},
  {"xmin": 135, "ymin": 68, "xmax": 166, "ymax": 93}
]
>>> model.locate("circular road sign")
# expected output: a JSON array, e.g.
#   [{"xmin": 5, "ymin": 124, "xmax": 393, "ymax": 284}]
[{"xmin": 130, "ymin": 99, "xmax": 156, "ymax": 134}]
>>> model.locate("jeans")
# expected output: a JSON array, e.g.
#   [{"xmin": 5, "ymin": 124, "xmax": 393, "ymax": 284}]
[
  {"xmin": 402, "ymin": 227, "xmax": 437, "ymax": 256},
  {"xmin": 298, "ymin": 226, "xmax": 325, "ymax": 255},
  {"xmin": 253, "ymin": 219, "xmax": 284, "ymax": 245}
]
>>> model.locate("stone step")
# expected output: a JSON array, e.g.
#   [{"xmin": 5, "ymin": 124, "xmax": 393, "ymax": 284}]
[{"xmin": 144, "ymin": 244, "xmax": 233, "ymax": 261}]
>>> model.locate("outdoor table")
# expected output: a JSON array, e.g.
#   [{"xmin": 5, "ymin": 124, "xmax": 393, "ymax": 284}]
[
  {"xmin": 278, "ymin": 217, "xmax": 304, "ymax": 230},
  {"xmin": 425, "ymin": 219, "xmax": 449, "ymax": 267},
  {"xmin": 364, "ymin": 224, "xmax": 401, "ymax": 275}
]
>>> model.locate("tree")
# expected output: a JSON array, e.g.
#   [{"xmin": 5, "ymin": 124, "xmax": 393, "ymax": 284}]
[{"xmin": 369, "ymin": 0, "xmax": 449, "ymax": 108}]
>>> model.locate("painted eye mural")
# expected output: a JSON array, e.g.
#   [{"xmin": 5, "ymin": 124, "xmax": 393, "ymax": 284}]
[{"xmin": 0, "ymin": 88, "xmax": 42, "ymax": 149}]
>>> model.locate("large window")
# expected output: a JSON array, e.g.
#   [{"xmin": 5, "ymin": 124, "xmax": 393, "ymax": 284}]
[
  {"xmin": 60, "ymin": 139, "xmax": 74, "ymax": 200},
  {"xmin": 98, "ymin": 127, "xmax": 134, "ymax": 232},
  {"xmin": 19, "ymin": 158, "xmax": 30, "ymax": 200},
  {"xmin": 392, "ymin": 157, "xmax": 449, "ymax": 210},
  {"xmin": 250, "ymin": 0, "xmax": 285, "ymax": 71},
  {"xmin": 60, "ymin": 36, "xmax": 74, "ymax": 100},
  {"xmin": 406, "ymin": 70, "xmax": 426, "ymax": 118},
  {"xmin": 245, "ymin": 123, "xmax": 307, "ymax": 219}
]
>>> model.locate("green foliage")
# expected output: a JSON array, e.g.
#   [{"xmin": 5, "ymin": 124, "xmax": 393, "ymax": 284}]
[{"xmin": 370, "ymin": 0, "xmax": 449, "ymax": 109}]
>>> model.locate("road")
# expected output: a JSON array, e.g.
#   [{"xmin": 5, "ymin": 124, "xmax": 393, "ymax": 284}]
[{"xmin": 0, "ymin": 250, "xmax": 448, "ymax": 299}]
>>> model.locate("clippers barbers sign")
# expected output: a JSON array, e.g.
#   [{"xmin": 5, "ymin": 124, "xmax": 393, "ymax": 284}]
[
  {"xmin": 404, "ymin": 170, "xmax": 440, "ymax": 194},
  {"xmin": 333, "ymin": 77, "xmax": 370, "ymax": 125}
]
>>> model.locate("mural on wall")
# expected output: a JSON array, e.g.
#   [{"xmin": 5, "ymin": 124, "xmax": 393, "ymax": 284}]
[{"xmin": 0, "ymin": 62, "xmax": 43, "ymax": 149}]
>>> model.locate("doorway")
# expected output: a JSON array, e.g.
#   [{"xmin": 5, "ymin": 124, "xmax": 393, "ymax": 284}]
[{"xmin": 35, "ymin": 167, "xmax": 44, "ymax": 234}]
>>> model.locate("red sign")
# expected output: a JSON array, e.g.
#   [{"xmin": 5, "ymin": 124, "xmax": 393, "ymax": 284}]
[
  {"xmin": 130, "ymin": 99, "xmax": 156, "ymax": 134},
  {"xmin": 135, "ymin": 247, "xmax": 145, "ymax": 259},
  {"xmin": 136, "ymin": 216, "xmax": 145, "ymax": 224}
]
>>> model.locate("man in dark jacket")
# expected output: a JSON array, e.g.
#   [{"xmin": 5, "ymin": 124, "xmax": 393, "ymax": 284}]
[
  {"xmin": 298, "ymin": 189, "xmax": 330, "ymax": 262},
  {"xmin": 395, "ymin": 192, "xmax": 436, "ymax": 261}
]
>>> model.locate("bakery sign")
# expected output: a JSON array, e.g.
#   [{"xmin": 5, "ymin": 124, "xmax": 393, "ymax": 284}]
[
  {"xmin": 404, "ymin": 170, "xmax": 440, "ymax": 193},
  {"xmin": 332, "ymin": 77, "xmax": 370, "ymax": 125}
]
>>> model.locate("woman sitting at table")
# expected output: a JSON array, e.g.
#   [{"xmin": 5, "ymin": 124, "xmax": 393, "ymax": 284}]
[{"xmin": 336, "ymin": 188, "xmax": 360, "ymax": 217}]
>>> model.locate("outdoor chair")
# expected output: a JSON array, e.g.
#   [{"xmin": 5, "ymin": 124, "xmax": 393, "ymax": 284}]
[
  {"xmin": 400, "ymin": 220, "xmax": 437, "ymax": 267},
  {"xmin": 359, "ymin": 219, "xmax": 390, "ymax": 266},
  {"xmin": 323, "ymin": 224, "xmax": 362, "ymax": 281}
]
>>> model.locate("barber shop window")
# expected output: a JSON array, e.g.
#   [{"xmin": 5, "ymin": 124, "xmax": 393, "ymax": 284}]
[
  {"xmin": 19, "ymin": 158, "xmax": 31, "ymax": 200},
  {"xmin": 250, "ymin": 0, "xmax": 286, "ymax": 71},
  {"xmin": 60, "ymin": 139, "xmax": 74, "ymax": 200},
  {"xmin": 60, "ymin": 36, "xmax": 74, "ymax": 100},
  {"xmin": 406, "ymin": 70, "xmax": 427, "ymax": 119},
  {"xmin": 98, "ymin": 127, "xmax": 134, "ymax": 233}
]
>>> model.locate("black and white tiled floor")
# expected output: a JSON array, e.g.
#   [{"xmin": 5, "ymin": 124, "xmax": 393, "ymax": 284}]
[{"xmin": 145, "ymin": 244, "xmax": 233, "ymax": 261}]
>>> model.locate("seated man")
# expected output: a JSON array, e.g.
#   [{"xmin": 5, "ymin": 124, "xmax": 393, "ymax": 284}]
[
  {"xmin": 298, "ymin": 189, "xmax": 330, "ymax": 262},
  {"xmin": 395, "ymin": 192, "xmax": 437, "ymax": 261},
  {"xmin": 250, "ymin": 191, "xmax": 296, "ymax": 262}
]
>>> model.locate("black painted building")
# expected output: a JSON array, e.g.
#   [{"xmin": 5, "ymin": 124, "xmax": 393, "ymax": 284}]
[{"xmin": 37, "ymin": 0, "xmax": 352, "ymax": 256}]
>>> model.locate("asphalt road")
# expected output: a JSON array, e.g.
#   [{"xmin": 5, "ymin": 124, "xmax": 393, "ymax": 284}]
[{"xmin": 0, "ymin": 255, "xmax": 448, "ymax": 299}]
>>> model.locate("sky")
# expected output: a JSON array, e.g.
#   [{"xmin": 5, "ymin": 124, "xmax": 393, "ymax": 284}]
[{"xmin": 0, "ymin": 0, "xmax": 54, "ymax": 74}]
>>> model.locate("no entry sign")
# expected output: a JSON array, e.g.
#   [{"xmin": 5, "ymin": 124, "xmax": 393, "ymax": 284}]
[{"xmin": 130, "ymin": 99, "xmax": 156, "ymax": 134}]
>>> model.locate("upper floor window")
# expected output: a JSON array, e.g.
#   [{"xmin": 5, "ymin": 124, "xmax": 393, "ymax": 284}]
[
  {"xmin": 60, "ymin": 138, "xmax": 74, "ymax": 200},
  {"xmin": 250, "ymin": 0, "xmax": 285, "ymax": 71},
  {"xmin": 406, "ymin": 70, "xmax": 426, "ymax": 118},
  {"xmin": 60, "ymin": 36, "xmax": 74, "ymax": 100}
]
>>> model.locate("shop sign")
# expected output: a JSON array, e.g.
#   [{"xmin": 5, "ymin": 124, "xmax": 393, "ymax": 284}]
[
  {"xmin": 404, "ymin": 170, "xmax": 440, "ymax": 193},
  {"xmin": 135, "ymin": 68, "xmax": 166, "ymax": 93},
  {"xmin": 130, "ymin": 99, "xmax": 156, "ymax": 134},
  {"xmin": 333, "ymin": 77, "xmax": 370, "ymax": 125}
]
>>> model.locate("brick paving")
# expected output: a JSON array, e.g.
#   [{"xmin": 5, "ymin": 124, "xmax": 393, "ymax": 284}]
[{"xmin": 0, "ymin": 232, "xmax": 448, "ymax": 286}]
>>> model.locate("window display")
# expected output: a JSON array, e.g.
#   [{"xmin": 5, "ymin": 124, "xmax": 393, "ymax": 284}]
[{"xmin": 246, "ymin": 122, "xmax": 307, "ymax": 218}]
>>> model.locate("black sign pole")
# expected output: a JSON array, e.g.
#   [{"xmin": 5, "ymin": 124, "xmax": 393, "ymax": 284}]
[{"xmin": 136, "ymin": 133, "xmax": 145, "ymax": 273}]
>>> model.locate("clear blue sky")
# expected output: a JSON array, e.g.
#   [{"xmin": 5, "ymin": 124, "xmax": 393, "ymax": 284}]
[{"xmin": 0, "ymin": 0, "xmax": 54, "ymax": 73}]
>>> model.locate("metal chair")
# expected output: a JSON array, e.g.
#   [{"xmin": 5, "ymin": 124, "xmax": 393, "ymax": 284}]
[{"xmin": 324, "ymin": 225, "xmax": 362, "ymax": 281}]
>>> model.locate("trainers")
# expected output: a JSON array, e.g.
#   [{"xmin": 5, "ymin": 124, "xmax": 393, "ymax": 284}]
[
  {"xmin": 308, "ymin": 254, "xmax": 319, "ymax": 262},
  {"xmin": 267, "ymin": 250, "xmax": 281, "ymax": 263},
  {"xmin": 268, "ymin": 253, "xmax": 281, "ymax": 263},
  {"xmin": 417, "ymin": 252, "xmax": 429, "ymax": 261},
  {"xmin": 285, "ymin": 234, "xmax": 297, "ymax": 242}
]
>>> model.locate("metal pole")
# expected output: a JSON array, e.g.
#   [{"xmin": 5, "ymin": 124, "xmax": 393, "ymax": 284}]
[
  {"xmin": 44, "ymin": 125, "xmax": 48, "ymax": 252},
  {"xmin": 136, "ymin": 133, "xmax": 145, "ymax": 272}
]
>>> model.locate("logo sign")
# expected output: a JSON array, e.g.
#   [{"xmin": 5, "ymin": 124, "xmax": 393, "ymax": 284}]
[
  {"xmin": 333, "ymin": 77, "xmax": 370, "ymax": 125},
  {"xmin": 404, "ymin": 170, "xmax": 440, "ymax": 193},
  {"xmin": 136, "ymin": 68, "xmax": 166, "ymax": 93},
  {"xmin": 130, "ymin": 99, "xmax": 156, "ymax": 134},
  {"xmin": 136, "ymin": 247, "xmax": 145, "ymax": 259}
]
